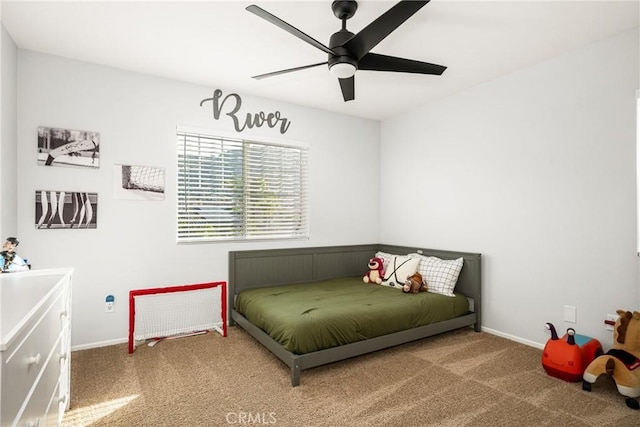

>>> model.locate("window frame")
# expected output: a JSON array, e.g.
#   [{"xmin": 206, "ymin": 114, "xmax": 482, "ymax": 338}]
[{"xmin": 176, "ymin": 126, "xmax": 309, "ymax": 243}]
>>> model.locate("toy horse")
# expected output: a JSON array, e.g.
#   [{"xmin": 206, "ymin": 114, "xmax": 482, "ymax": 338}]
[{"xmin": 582, "ymin": 310, "xmax": 640, "ymax": 410}]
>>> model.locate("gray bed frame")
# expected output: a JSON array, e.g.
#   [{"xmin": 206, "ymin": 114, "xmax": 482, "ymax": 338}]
[{"xmin": 228, "ymin": 244, "xmax": 481, "ymax": 386}]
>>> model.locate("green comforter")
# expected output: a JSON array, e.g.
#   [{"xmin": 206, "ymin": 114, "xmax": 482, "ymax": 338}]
[{"xmin": 234, "ymin": 277, "xmax": 469, "ymax": 355}]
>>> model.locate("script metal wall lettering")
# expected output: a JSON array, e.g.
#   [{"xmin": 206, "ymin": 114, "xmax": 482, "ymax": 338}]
[{"xmin": 200, "ymin": 89, "xmax": 291, "ymax": 134}]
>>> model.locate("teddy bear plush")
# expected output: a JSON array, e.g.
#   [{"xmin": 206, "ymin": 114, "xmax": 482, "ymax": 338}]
[
  {"xmin": 363, "ymin": 257, "xmax": 385, "ymax": 284},
  {"xmin": 582, "ymin": 310, "xmax": 640, "ymax": 410},
  {"xmin": 402, "ymin": 272, "xmax": 428, "ymax": 293}
]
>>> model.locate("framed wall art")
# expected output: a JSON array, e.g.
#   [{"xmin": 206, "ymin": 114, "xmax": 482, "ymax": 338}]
[
  {"xmin": 35, "ymin": 190, "xmax": 98, "ymax": 229},
  {"xmin": 37, "ymin": 126, "xmax": 100, "ymax": 169},
  {"xmin": 113, "ymin": 164, "xmax": 165, "ymax": 201}
]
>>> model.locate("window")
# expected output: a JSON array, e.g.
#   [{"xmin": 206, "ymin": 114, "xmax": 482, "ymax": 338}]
[{"xmin": 177, "ymin": 128, "xmax": 309, "ymax": 242}]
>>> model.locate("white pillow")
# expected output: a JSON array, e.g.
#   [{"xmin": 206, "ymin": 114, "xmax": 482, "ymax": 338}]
[
  {"xmin": 410, "ymin": 254, "xmax": 463, "ymax": 297},
  {"xmin": 379, "ymin": 255, "xmax": 419, "ymax": 290},
  {"xmin": 374, "ymin": 251, "xmax": 395, "ymax": 272}
]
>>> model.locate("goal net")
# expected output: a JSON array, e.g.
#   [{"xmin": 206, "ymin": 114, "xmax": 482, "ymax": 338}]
[
  {"xmin": 128, "ymin": 281, "xmax": 227, "ymax": 353},
  {"xmin": 121, "ymin": 165, "xmax": 164, "ymax": 193}
]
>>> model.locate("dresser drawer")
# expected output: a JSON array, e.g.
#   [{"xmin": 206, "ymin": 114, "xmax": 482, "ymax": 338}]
[
  {"xmin": 14, "ymin": 338, "xmax": 64, "ymax": 427},
  {"xmin": 44, "ymin": 381, "xmax": 63, "ymax": 427},
  {"xmin": 1, "ymin": 291, "xmax": 65, "ymax": 424},
  {"xmin": 57, "ymin": 343, "xmax": 70, "ymax": 414}
]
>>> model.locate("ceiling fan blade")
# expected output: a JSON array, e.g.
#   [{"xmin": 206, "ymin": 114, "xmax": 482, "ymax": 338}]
[
  {"xmin": 246, "ymin": 5, "xmax": 335, "ymax": 55},
  {"xmin": 341, "ymin": 0, "xmax": 429, "ymax": 60},
  {"xmin": 358, "ymin": 53, "xmax": 446, "ymax": 75},
  {"xmin": 338, "ymin": 76, "xmax": 355, "ymax": 102},
  {"xmin": 252, "ymin": 62, "xmax": 327, "ymax": 80}
]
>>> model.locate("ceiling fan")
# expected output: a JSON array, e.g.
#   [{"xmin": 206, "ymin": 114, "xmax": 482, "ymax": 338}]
[{"xmin": 246, "ymin": 0, "xmax": 446, "ymax": 102}]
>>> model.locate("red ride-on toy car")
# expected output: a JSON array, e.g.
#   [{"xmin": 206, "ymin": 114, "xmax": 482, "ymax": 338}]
[{"xmin": 542, "ymin": 323, "xmax": 603, "ymax": 382}]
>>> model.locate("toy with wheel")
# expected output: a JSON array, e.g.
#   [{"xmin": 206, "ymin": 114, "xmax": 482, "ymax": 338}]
[{"xmin": 542, "ymin": 323, "xmax": 602, "ymax": 382}]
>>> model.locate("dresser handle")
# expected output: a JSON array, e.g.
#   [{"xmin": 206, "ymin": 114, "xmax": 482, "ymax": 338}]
[
  {"xmin": 58, "ymin": 394, "xmax": 68, "ymax": 405},
  {"xmin": 27, "ymin": 353, "xmax": 42, "ymax": 365},
  {"xmin": 60, "ymin": 310, "xmax": 68, "ymax": 319}
]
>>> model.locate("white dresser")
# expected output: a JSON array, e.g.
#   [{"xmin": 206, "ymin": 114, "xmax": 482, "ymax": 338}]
[{"xmin": 0, "ymin": 268, "xmax": 73, "ymax": 427}]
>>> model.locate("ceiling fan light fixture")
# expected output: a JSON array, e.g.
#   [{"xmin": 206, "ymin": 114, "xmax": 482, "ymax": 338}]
[{"xmin": 329, "ymin": 62, "xmax": 356, "ymax": 79}]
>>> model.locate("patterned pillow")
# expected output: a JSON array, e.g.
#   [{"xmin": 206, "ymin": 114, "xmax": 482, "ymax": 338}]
[
  {"xmin": 410, "ymin": 254, "xmax": 463, "ymax": 297},
  {"xmin": 378, "ymin": 254, "xmax": 419, "ymax": 290},
  {"xmin": 375, "ymin": 251, "xmax": 395, "ymax": 272}
]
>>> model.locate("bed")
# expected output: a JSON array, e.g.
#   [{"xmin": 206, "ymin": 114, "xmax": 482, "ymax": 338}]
[{"xmin": 228, "ymin": 244, "xmax": 481, "ymax": 386}]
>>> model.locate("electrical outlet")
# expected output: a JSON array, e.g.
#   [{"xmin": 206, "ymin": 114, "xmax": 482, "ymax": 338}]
[{"xmin": 605, "ymin": 313, "xmax": 618, "ymax": 331}]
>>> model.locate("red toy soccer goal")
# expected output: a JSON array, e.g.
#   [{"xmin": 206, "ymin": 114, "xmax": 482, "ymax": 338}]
[{"xmin": 128, "ymin": 281, "xmax": 227, "ymax": 353}]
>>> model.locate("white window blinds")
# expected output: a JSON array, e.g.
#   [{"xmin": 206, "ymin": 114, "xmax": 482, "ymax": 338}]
[{"xmin": 177, "ymin": 129, "xmax": 309, "ymax": 242}]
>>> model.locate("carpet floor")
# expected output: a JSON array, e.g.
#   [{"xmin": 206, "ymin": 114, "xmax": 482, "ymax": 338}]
[{"xmin": 61, "ymin": 327, "xmax": 639, "ymax": 426}]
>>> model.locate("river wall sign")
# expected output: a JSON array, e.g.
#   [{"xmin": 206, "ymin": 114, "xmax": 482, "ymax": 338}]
[{"xmin": 200, "ymin": 89, "xmax": 291, "ymax": 134}]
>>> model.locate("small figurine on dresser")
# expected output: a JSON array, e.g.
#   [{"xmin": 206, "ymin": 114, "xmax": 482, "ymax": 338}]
[{"xmin": 0, "ymin": 237, "xmax": 29, "ymax": 273}]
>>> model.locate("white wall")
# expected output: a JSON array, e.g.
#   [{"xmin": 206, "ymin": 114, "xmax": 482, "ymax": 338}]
[
  {"xmin": 380, "ymin": 28, "xmax": 640, "ymax": 348},
  {"xmin": 1, "ymin": 23, "xmax": 17, "ymax": 238},
  {"xmin": 12, "ymin": 28, "xmax": 640, "ymax": 351},
  {"xmin": 16, "ymin": 51, "xmax": 380, "ymax": 349}
]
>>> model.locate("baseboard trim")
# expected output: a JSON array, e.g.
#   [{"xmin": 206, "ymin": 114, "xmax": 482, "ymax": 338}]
[
  {"xmin": 482, "ymin": 326, "xmax": 545, "ymax": 350},
  {"xmin": 72, "ymin": 337, "xmax": 127, "ymax": 351},
  {"xmin": 71, "ymin": 328, "xmax": 545, "ymax": 352}
]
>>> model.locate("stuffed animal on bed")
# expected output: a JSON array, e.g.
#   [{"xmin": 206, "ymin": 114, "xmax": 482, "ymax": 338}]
[
  {"xmin": 582, "ymin": 310, "xmax": 640, "ymax": 410},
  {"xmin": 363, "ymin": 257, "xmax": 385, "ymax": 284},
  {"xmin": 402, "ymin": 272, "xmax": 428, "ymax": 293}
]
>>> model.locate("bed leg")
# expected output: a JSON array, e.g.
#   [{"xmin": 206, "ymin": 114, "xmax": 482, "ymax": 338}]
[
  {"xmin": 474, "ymin": 322, "xmax": 481, "ymax": 332},
  {"xmin": 291, "ymin": 362, "xmax": 300, "ymax": 387}
]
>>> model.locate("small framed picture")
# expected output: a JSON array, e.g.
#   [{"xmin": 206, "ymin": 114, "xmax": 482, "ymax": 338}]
[
  {"xmin": 37, "ymin": 126, "xmax": 100, "ymax": 169},
  {"xmin": 35, "ymin": 191, "xmax": 98, "ymax": 229},
  {"xmin": 113, "ymin": 164, "xmax": 165, "ymax": 201}
]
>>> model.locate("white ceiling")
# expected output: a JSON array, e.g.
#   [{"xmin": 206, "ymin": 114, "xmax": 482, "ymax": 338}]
[{"xmin": 2, "ymin": 0, "xmax": 639, "ymax": 121}]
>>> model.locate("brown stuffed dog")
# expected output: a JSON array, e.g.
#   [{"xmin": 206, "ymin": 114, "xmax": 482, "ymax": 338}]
[{"xmin": 402, "ymin": 272, "xmax": 428, "ymax": 293}]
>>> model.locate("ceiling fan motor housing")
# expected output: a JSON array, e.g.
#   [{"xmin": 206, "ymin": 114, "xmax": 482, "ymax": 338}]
[{"xmin": 328, "ymin": 29, "xmax": 358, "ymax": 70}]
